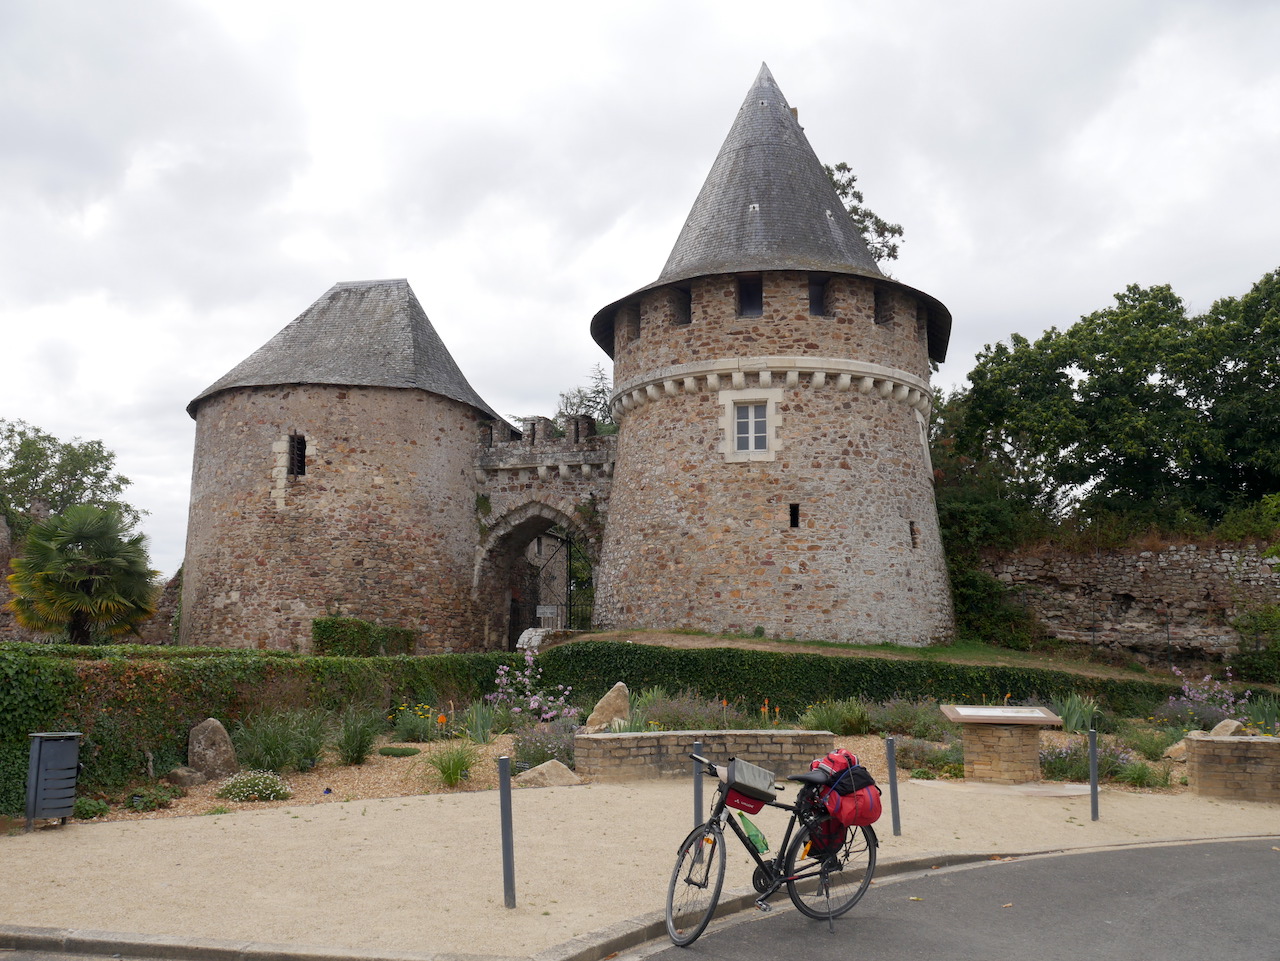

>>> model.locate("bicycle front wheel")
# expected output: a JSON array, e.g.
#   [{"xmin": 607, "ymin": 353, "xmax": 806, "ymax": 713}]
[
  {"xmin": 665, "ymin": 821, "xmax": 725, "ymax": 946},
  {"xmin": 784, "ymin": 819, "xmax": 876, "ymax": 920}
]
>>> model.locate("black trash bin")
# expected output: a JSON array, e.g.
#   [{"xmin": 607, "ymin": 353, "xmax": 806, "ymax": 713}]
[{"xmin": 26, "ymin": 732, "xmax": 82, "ymax": 832}]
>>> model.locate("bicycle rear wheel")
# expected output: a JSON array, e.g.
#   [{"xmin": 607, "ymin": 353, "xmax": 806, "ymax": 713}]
[
  {"xmin": 784, "ymin": 819, "xmax": 876, "ymax": 920},
  {"xmin": 665, "ymin": 821, "xmax": 725, "ymax": 945}
]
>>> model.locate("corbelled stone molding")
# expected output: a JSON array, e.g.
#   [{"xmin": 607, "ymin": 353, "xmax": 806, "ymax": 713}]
[{"xmin": 610, "ymin": 355, "xmax": 934, "ymax": 421}]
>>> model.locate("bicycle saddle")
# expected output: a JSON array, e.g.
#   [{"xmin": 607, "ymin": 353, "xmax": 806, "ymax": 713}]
[{"xmin": 786, "ymin": 770, "xmax": 830, "ymax": 785}]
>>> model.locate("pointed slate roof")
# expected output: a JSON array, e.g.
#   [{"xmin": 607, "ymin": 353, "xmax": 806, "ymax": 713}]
[
  {"xmin": 187, "ymin": 279, "xmax": 500, "ymax": 419},
  {"xmin": 591, "ymin": 64, "xmax": 951, "ymax": 362}
]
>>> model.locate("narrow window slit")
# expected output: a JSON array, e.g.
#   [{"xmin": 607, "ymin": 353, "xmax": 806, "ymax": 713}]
[{"xmin": 789, "ymin": 504, "xmax": 800, "ymax": 528}]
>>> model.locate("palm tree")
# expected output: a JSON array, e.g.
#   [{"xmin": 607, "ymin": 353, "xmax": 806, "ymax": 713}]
[{"xmin": 7, "ymin": 505, "xmax": 158, "ymax": 644}]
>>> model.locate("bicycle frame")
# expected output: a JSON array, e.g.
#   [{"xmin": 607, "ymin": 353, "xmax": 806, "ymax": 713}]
[{"xmin": 697, "ymin": 755, "xmax": 853, "ymax": 910}]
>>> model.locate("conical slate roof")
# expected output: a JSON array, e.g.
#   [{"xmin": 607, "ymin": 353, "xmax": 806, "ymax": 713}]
[
  {"xmin": 591, "ymin": 64, "xmax": 951, "ymax": 362},
  {"xmin": 658, "ymin": 63, "xmax": 882, "ymax": 284},
  {"xmin": 187, "ymin": 279, "xmax": 500, "ymax": 419}
]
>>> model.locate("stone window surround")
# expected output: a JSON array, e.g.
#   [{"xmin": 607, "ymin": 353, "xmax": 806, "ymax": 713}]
[
  {"xmin": 611, "ymin": 356, "xmax": 933, "ymax": 424},
  {"xmin": 719, "ymin": 385, "xmax": 782, "ymax": 463}
]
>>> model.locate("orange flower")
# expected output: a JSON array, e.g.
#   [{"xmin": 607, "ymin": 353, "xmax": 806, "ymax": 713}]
[{"xmin": 437, "ymin": 713, "xmax": 447, "ymax": 725}]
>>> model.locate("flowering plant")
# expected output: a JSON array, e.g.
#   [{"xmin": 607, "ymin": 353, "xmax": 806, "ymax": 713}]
[
  {"xmin": 1153, "ymin": 666, "xmax": 1250, "ymax": 730},
  {"xmin": 486, "ymin": 650, "xmax": 579, "ymax": 728}
]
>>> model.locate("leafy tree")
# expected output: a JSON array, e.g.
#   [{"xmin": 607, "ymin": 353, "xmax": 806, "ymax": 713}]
[
  {"xmin": 824, "ymin": 161, "xmax": 905, "ymax": 263},
  {"xmin": 7, "ymin": 504, "xmax": 158, "ymax": 644},
  {"xmin": 555, "ymin": 364, "xmax": 616, "ymax": 433},
  {"xmin": 948, "ymin": 271, "xmax": 1280, "ymax": 527},
  {"xmin": 0, "ymin": 419, "xmax": 139, "ymax": 542}
]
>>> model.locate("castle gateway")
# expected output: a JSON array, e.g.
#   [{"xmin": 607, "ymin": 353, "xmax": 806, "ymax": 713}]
[{"xmin": 180, "ymin": 66, "xmax": 954, "ymax": 651}]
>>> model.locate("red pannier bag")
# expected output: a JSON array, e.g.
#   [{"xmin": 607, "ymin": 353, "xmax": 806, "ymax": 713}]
[{"xmin": 810, "ymin": 748, "xmax": 882, "ymax": 827}]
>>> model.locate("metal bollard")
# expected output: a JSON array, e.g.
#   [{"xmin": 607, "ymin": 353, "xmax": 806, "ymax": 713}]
[
  {"xmin": 692, "ymin": 740, "xmax": 703, "ymax": 827},
  {"xmin": 498, "ymin": 756, "xmax": 516, "ymax": 907},
  {"xmin": 885, "ymin": 736, "xmax": 902, "ymax": 836},
  {"xmin": 1088, "ymin": 729, "xmax": 1099, "ymax": 822}
]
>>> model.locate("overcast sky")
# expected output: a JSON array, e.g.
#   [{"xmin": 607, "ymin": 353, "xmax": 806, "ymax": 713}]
[{"xmin": 3, "ymin": 0, "xmax": 1278, "ymax": 577}]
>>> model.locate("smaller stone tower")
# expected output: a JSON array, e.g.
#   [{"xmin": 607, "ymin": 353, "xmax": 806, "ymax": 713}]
[
  {"xmin": 181, "ymin": 279, "xmax": 500, "ymax": 651},
  {"xmin": 589, "ymin": 65, "xmax": 955, "ymax": 645}
]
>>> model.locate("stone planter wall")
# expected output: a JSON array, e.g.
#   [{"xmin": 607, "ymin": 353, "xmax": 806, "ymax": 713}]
[
  {"xmin": 958, "ymin": 724, "xmax": 1043, "ymax": 784},
  {"xmin": 574, "ymin": 729, "xmax": 834, "ymax": 782},
  {"xmin": 1185, "ymin": 735, "xmax": 1280, "ymax": 803}
]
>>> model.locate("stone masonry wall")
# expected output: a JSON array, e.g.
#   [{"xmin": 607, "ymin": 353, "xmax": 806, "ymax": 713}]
[
  {"xmin": 574, "ymin": 729, "xmax": 834, "ymax": 782},
  {"xmin": 596, "ymin": 271, "xmax": 952, "ymax": 645},
  {"xmin": 181, "ymin": 385, "xmax": 485, "ymax": 652},
  {"xmin": 982, "ymin": 545, "xmax": 1280, "ymax": 661},
  {"xmin": 1185, "ymin": 735, "xmax": 1280, "ymax": 803}
]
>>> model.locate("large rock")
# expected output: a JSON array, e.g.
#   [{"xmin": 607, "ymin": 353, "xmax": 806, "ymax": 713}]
[
  {"xmin": 514, "ymin": 759, "xmax": 583, "ymax": 788},
  {"xmin": 1207, "ymin": 719, "xmax": 1245, "ymax": 737},
  {"xmin": 165, "ymin": 766, "xmax": 208, "ymax": 788},
  {"xmin": 583, "ymin": 681, "xmax": 630, "ymax": 734},
  {"xmin": 1163, "ymin": 740, "xmax": 1188, "ymax": 762},
  {"xmin": 188, "ymin": 718, "xmax": 238, "ymax": 778}
]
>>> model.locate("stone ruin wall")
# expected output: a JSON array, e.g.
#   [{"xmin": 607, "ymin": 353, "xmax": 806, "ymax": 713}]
[{"xmin": 981, "ymin": 544, "xmax": 1280, "ymax": 662}]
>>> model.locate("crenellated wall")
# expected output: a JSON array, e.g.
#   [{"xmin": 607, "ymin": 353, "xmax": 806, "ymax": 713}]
[{"xmin": 981, "ymin": 544, "xmax": 1280, "ymax": 660}]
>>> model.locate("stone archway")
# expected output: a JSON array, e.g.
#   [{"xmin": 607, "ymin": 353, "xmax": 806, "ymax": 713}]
[{"xmin": 473, "ymin": 500, "xmax": 599, "ymax": 650}]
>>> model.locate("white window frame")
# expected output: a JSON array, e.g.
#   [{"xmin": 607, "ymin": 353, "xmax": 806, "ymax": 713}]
[{"xmin": 718, "ymin": 386, "xmax": 783, "ymax": 463}]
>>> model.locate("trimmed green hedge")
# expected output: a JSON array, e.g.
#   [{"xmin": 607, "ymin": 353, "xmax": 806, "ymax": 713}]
[
  {"xmin": 312, "ymin": 617, "xmax": 417, "ymax": 657},
  {"xmin": 0, "ymin": 639, "xmax": 1180, "ymax": 815},
  {"xmin": 0, "ymin": 646, "xmax": 517, "ymax": 812},
  {"xmin": 537, "ymin": 642, "xmax": 1178, "ymax": 718}
]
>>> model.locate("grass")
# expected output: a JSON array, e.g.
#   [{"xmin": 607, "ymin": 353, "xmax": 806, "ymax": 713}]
[
  {"xmin": 335, "ymin": 709, "xmax": 383, "ymax": 765},
  {"xmin": 426, "ymin": 743, "xmax": 479, "ymax": 787}
]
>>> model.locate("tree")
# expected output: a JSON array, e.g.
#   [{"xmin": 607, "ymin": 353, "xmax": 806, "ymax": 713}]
[
  {"xmin": 0, "ymin": 420, "xmax": 139, "ymax": 543},
  {"xmin": 555, "ymin": 365, "xmax": 615, "ymax": 432},
  {"xmin": 824, "ymin": 162, "xmax": 905, "ymax": 263},
  {"xmin": 948, "ymin": 270, "xmax": 1280, "ymax": 527},
  {"xmin": 7, "ymin": 505, "xmax": 158, "ymax": 644}
]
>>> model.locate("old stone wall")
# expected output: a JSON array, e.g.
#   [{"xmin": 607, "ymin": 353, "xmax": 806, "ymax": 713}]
[
  {"xmin": 596, "ymin": 271, "xmax": 952, "ymax": 645},
  {"xmin": 574, "ymin": 729, "xmax": 834, "ymax": 782},
  {"xmin": 181, "ymin": 385, "xmax": 486, "ymax": 652},
  {"xmin": 982, "ymin": 545, "xmax": 1279, "ymax": 660}
]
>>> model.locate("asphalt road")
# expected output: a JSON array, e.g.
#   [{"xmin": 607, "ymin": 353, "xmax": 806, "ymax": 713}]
[{"xmin": 635, "ymin": 839, "xmax": 1280, "ymax": 961}]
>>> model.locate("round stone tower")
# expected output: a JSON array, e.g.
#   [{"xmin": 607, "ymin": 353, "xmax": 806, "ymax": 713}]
[
  {"xmin": 181, "ymin": 279, "xmax": 499, "ymax": 651},
  {"xmin": 590, "ymin": 65, "xmax": 954, "ymax": 645}
]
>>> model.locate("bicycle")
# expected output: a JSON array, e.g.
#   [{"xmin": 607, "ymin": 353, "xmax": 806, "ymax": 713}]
[{"xmin": 665, "ymin": 753, "xmax": 878, "ymax": 946}]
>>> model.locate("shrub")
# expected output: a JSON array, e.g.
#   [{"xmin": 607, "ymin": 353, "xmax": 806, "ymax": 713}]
[
  {"xmin": 1114, "ymin": 760, "xmax": 1172, "ymax": 788},
  {"xmin": 867, "ymin": 698, "xmax": 956, "ymax": 740},
  {"xmin": 334, "ymin": 709, "xmax": 382, "ymax": 765},
  {"xmin": 486, "ymin": 650, "xmax": 578, "ymax": 729},
  {"xmin": 311, "ymin": 617, "xmax": 417, "ymax": 656},
  {"xmin": 232, "ymin": 710, "xmax": 330, "ymax": 773},
  {"xmin": 638, "ymin": 691, "xmax": 755, "ymax": 731},
  {"xmin": 216, "ymin": 770, "xmax": 292, "ymax": 802},
  {"xmin": 390, "ymin": 701, "xmax": 448, "ymax": 743},
  {"xmin": 1152, "ymin": 667, "xmax": 1249, "ymax": 730},
  {"xmin": 73, "ymin": 796, "xmax": 110, "ymax": 819},
  {"xmin": 798, "ymin": 698, "xmax": 872, "ymax": 736},
  {"xmin": 512, "ymin": 719, "xmax": 577, "ymax": 770},
  {"xmin": 1116, "ymin": 722, "xmax": 1183, "ymax": 761},
  {"xmin": 1039, "ymin": 743, "xmax": 1132, "ymax": 781},
  {"xmin": 893, "ymin": 735, "xmax": 963, "ymax": 774},
  {"xmin": 127, "ymin": 784, "xmax": 184, "ymax": 811},
  {"xmin": 1051, "ymin": 692, "xmax": 1100, "ymax": 733},
  {"xmin": 458, "ymin": 701, "xmax": 498, "ymax": 744},
  {"xmin": 426, "ymin": 743, "xmax": 478, "ymax": 787},
  {"xmin": 1240, "ymin": 693, "xmax": 1280, "ymax": 736}
]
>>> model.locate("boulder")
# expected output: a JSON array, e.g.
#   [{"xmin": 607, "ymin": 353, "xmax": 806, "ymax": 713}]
[
  {"xmin": 1163, "ymin": 740, "xmax": 1188, "ymax": 762},
  {"xmin": 188, "ymin": 718, "xmax": 238, "ymax": 778},
  {"xmin": 514, "ymin": 759, "xmax": 583, "ymax": 788},
  {"xmin": 1207, "ymin": 719, "xmax": 1245, "ymax": 737},
  {"xmin": 583, "ymin": 681, "xmax": 630, "ymax": 734},
  {"xmin": 165, "ymin": 766, "xmax": 208, "ymax": 788}
]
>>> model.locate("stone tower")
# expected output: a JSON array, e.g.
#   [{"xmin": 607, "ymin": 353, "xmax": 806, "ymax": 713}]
[
  {"xmin": 180, "ymin": 279, "xmax": 499, "ymax": 650},
  {"xmin": 590, "ymin": 65, "xmax": 954, "ymax": 644}
]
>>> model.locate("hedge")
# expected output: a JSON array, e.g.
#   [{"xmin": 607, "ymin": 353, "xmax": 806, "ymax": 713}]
[
  {"xmin": 0, "ymin": 646, "xmax": 517, "ymax": 813},
  {"xmin": 1, "ymin": 639, "xmax": 1181, "ymax": 815},
  {"xmin": 537, "ymin": 642, "xmax": 1179, "ymax": 719},
  {"xmin": 311, "ymin": 617, "xmax": 417, "ymax": 657}
]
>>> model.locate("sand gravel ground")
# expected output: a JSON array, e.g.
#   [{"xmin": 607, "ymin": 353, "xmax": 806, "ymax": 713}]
[{"xmin": 3, "ymin": 738, "xmax": 1277, "ymax": 960}]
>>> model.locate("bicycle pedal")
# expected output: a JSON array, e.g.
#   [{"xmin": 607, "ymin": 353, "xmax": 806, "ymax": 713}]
[{"xmin": 754, "ymin": 899, "xmax": 773, "ymax": 913}]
